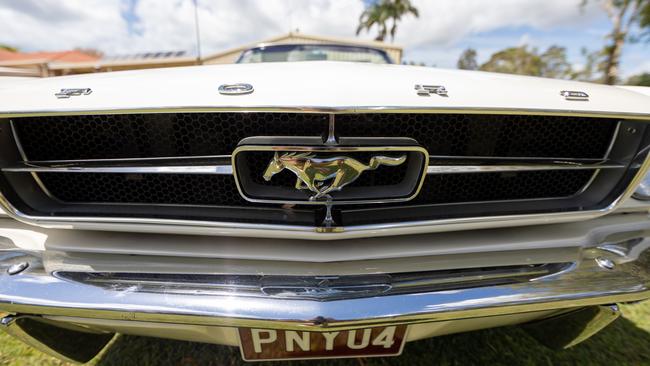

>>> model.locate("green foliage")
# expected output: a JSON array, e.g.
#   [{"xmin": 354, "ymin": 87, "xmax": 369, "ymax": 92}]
[
  {"xmin": 627, "ymin": 72, "xmax": 650, "ymax": 85},
  {"xmin": 582, "ymin": 0, "xmax": 650, "ymax": 84},
  {"xmin": 478, "ymin": 45, "xmax": 574, "ymax": 79},
  {"xmin": 0, "ymin": 44, "xmax": 18, "ymax": 52},
  {"xmin": 570, "ymin": 48, "xmax": 606, "ymax": 82},
  {"xmin": 356, "ymin": 0, "xmax": 419, "ymax": 42},
  {"xmin": 539, "ymin": 46, "xmax": 573, "ymax": 79},
  {"xmin": 641, "ymin": 0, "xmax": 650, "ymax": 37},
  {"xmin": 457, "ymin": 48, "xmax": 478, "ymax": 70},
  {"xmin": 1, "ymin": 301, "xmax": 649, "ymax": 365},
  {"xmin": 479, "ymin": 46, "xmax": 543, "ymax": 76}
]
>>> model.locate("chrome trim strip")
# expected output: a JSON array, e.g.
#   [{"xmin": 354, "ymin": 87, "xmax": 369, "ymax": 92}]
[
  {"xmin": 4, "ymin": 159, "xmax": 619, "ymax": 175},
  {"xmin": 325, "ymin": 114, "xmax": 337, "ymax": 145},
  {"xmin": 426, "ymin": 164, "xmax": 622, "ymax": 174},
  {"xmin": 3, "ymin": 164, "xmax": 233, "ymax": 175},
  {"xmin": 0, "ymin": 246, "xmax": 648, "ymax": 330},
  {"xmin": 1, "ymin": 106, "xmax": 650, "ymax": 120},
  {"xmin": 54, "ymin": 264, "xmax": 561, "ymax": 300},
  {"xmin": 602, "ymin": 122, "xmax": 622, "ymax": 159},
  {"xmin": 22, "ymin": 155, "xmax": 232, "ymax": 164},
  {"xmin": 9, "ymin": 121, "xmax": 61, "ymax": 201},
  {"xmin": 2, "ymin": 155, "xmax": 234, "ymax": 175}
]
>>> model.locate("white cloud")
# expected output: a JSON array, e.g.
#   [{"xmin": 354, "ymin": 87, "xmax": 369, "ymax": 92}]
[
  {"xmin": 0, "ymin": 0, "xmax": 128, "ymax": 52},
  {"xmin": 391, "ymin": 0, "xmax": 602, "ymax": 47},
  {"xmin": 3, "ymin": 0, "xmax": 646, "ymax": 75},
  {"xmin": 0, "ymin": 0, "xmax": 602, "ymax": 55}
]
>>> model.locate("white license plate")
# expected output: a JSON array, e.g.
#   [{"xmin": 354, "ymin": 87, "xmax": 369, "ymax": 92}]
[{"xmin": 238, "ymin": 325, "xmax": 408, "ymax": 361}]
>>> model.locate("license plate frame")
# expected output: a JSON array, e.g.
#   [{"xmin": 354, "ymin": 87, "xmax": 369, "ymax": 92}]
[{"xmin": 238, "ymin": 325, "xmax": 408, "ymax": 361}]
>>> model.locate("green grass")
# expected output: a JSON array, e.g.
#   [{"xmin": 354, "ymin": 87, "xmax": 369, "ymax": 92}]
[{"xmin": 2, "ymin": 301, "xmax": 650, "ymax": 366}]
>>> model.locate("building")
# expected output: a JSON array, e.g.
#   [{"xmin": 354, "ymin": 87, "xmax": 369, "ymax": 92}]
[
  {"xmin": 46, "ymin": 52, "xmax": 198, "ymax": 76},
  {"xmin": 0, "ymin": 33, "xmax": 403, "ymax": 77},
  {"xmin": 0, "ymin": 49, "xmax": 101, "ymax": 77}
]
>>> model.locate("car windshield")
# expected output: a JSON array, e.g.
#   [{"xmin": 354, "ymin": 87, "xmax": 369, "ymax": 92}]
[{"xmin": 237, "ymin": 44, "xmax": 392, "ymax": 64}]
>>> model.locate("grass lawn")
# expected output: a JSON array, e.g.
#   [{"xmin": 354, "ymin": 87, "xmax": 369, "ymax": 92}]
[{"xmin": 1, "ymin": 301, "xmax": 649, "ymax": 366}]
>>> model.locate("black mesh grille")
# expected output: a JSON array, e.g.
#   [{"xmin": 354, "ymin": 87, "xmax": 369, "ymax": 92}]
[
  {"xmin": 336, "ymin": 114, "xmax": 617, "ymax": 158},
  {"xmin": 14, "ymin": 113, "xmax": 617, "ymax": 161},
  {"xmin": 413, "ymin": 170, "xmax": 594, "ymax": 204},
  {"xmin": 15, "ymin": 113, "xmax": 329, "ymax": 161},
  {"xmin": 37, "ymin": 170, "xmax": 593, "ymax": 206},
  {"xmin": 38, "ymin": 173, "xmax": 247, "ymax": 206},
  {"xmin": 4, "ymin": 112, "xmax": 632, "ymax": 227}
]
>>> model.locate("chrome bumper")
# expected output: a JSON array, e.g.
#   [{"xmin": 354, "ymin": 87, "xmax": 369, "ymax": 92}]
[{"xmin": 1, "ymin": 237, "xmax": 649, "ymax": 332}]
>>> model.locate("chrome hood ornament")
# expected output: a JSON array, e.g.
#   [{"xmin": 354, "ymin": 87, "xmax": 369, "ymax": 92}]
[{"xmin": 263, "ymin": 152, "xmax": 407, "ymax": 200}]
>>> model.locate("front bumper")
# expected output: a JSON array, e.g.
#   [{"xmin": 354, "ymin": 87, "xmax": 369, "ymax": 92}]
[{"xmin": 1, "ymin": 216, "xmax": 649, "ymax": 332}]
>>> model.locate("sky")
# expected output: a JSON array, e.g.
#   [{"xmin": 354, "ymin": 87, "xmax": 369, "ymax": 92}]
[{"xmin": 0, "ymin": 0, "xmax": 648, "ymax": 77}]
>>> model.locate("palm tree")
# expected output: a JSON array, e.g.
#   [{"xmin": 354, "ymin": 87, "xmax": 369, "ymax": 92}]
[
  {"xmin": 356, "ymin": 0, "xmax": 419, "ymax": 42},
  {"xmin": 356, "ymin": 2, "xmax": 390, "ymax": 41},
  {"xmin": 386, "ymin": 0, "xmax": 419, "ymax": 41}
]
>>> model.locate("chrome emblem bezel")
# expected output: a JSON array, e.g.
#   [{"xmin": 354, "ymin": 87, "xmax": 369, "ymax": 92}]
[{"xmin": 232, "ymin": 144, "xmax": 429, "ymax": 205}]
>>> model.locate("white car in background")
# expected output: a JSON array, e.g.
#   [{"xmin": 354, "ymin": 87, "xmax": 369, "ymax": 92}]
[{"xmin": 0, "ymin": 44, "xmax": 650, "ymax": 362}]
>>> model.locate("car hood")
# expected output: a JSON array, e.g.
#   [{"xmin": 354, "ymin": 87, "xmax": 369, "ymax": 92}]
[{"xmin": 0, "ymin": 61, "xmax": 649, "ymax": 118}]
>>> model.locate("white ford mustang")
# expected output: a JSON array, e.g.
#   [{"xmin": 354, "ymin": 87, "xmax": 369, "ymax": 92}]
[{"xmin": 0, "ymin": 44, "xmax": 649, "ymax": 362}]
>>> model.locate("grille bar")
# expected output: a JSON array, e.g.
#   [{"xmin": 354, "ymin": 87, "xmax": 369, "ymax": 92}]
[
  {"xmin": 2, "ymin": 158, "xmax": 623, "ymax": 175},
  {"xmin": 3, "ymin": 158, "xmax": 233, "ymax": 175},
  {"xmin": 425, "ymin": 163, "xmax": 622, "ymax": 174}
]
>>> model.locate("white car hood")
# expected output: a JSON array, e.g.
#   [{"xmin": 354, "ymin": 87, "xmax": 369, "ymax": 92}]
[{"xmin": 0, "ymin": 61, "xmax": 649, "ymax": 118}]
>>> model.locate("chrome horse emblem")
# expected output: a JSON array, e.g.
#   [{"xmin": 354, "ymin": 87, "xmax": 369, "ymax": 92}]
[{"xmin": 263, "ymin": 152, "xmax": 407, "ymax": 200}]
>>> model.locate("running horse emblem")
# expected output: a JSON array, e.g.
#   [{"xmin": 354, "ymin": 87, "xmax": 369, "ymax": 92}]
[{"xmin": 263, "ymin": 152, "xmax": 407, "ymax": 200}]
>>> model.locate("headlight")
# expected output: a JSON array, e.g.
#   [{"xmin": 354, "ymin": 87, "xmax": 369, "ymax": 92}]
[{"xmin": 633, "ymin": 172, "xmax": 650, "ymax": 200}]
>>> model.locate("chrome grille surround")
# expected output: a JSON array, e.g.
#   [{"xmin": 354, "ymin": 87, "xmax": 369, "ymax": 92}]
[{"xmin": 0, "ymin": 108, "xmax": 649, "ymax": 239}]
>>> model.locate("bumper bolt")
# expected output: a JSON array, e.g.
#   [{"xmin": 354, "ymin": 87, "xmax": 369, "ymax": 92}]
[
  {"xmin": 6, "ymin": 262, "xmax": 29, "ymax": 275},
  {"xmin": 595, "ymin": 257, "xmax": 615, "ymax": 270}
]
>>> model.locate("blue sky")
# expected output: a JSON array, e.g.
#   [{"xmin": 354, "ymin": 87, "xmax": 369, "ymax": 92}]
[
  {"xmin": 401, "ymin": 9, "xmax": 649, "ymax": 76},
  {"xmin": 1, "ymin": 0, "xmax": 648, "ymax": 77},
  {"xmin": 425, "ymin": 23, "xmax": 649, "ymax": 75}
]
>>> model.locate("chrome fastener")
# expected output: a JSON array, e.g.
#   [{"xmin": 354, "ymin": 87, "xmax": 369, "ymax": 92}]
[
  {"xmin": 595, "ymin": 257, "xmax": 615, "ymax": 270},
  {"xmin": 6, "ymin": 262, "xmax": 29, "ymax": 275},
  {"xmin": 0, "ymin": 316, "xmax": 16, "ymax": 327}
]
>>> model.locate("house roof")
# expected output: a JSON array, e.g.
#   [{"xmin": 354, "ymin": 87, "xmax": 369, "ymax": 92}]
[{"xmin": 0, "ymin": 50, "xmax": 100, "ymax": 65}]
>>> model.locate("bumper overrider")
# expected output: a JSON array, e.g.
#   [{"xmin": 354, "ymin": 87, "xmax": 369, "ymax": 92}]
[{"xmin": 1, "ymin": 214, "xmax": 650, "ymax": 362}]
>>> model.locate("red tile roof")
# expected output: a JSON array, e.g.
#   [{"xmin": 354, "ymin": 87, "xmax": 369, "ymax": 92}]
[{"xmin": 0, "ymin": 50, "xmax": 100, "ymax": 63}]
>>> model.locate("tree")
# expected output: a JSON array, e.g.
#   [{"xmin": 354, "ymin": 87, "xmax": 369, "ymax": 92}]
[
  {"xmin": 477, "ymin": 45, "xmax": 574, "ymax": 79},
  {"xmin": 356, "ymin": 0, "xmax": 419, "ymax": 42},
  {"xmin": 626, "ymin": 72, "xmax": 650, "ymax": 85},
  {"xmin": 539, "ymin": 46, "xmax": 572, "ymax": 79},
  {"xmin": 570, "ymin": 48, "xmax": 605, "ymax": 82},
  {"xmin": 583, "ymin": 0, "xmax": 650, "ymax": 84},
  {"xmin": 479, "ymin": 46, "xmax": 544, "ymax": 76},
  {"xmin": 356, "ymin": 3, "xmax": 388, "ymax": 41},
  {"xmin": 457, "ymin": 48, "xmax": 478, "ymax": 70}
]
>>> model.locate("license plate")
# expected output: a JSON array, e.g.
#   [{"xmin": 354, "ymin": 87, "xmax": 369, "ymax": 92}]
[{"xmin": 238, "ymin": 325, "xmax": 408, "ymax": 361}]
